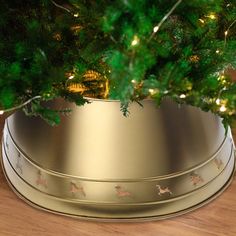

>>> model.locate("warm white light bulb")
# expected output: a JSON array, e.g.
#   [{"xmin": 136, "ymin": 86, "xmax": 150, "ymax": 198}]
[
  {"xmin": 153, "ymin": 26, "xmax": 159, "ymax": 33},
  {"xmin": 208, "ymin": 14, "xmax": 217, "ymax": 20},
  {"xmin": 131, "ymin": 36, "xmax": 139, "ymax": 46},
  {"xmin": 216, "ymin": 98, "xmax": 221, "ymax": 105},
  {"xmin": 199, "ymin": 19, "xmax": 205, "ymax": 24},
  {"xmin": 220, "ymin": 105, "xmax": 227, "ymax": 112},
  {"xmin": 0, "ymin": 110, "xmax": 4, "ymax": 115},
  {"xmin": 180, "ymin": 94, "xmax": 186, "ymax": 99},
  {"xmin": 149, "ymin": 89, "xmax": 155, "ymax": 94},
  {"xmin": 149, "ymin": 89, "xmax": 159, "ymax": 95}
]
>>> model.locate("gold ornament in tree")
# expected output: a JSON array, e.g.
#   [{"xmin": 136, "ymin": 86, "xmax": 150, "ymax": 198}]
[
  {"xmin": 53, "ymin": 32, "xmax": 62, "ymax": 41},
  {"xmin": 189, "ymin": 55, "xmax": 200, "ymax": 63},
  {"xmin": 70, "ymin": 25, "xmax": 83, "ymax": 35},
  {"xmin": 67, "ymin": 70, "xmax": 109, "ymax": 99}
]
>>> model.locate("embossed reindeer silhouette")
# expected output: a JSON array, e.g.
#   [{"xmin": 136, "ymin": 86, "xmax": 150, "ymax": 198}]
[
  {"xmin": 156, "ymin": 185, "xmax": 173, "ymax": 196},
  {"xmin": 36, "ymin": 170, "xmax": 48, "ymax": 188},
  {"xmin": 70, "ymin": 181, "xmax": 86, "ymax": 197},
  {"xmin": 16, "ymin": 152, "xmax": 23, "ymax": 175},
  {"xmin": 214, "ymin": 158, "xmax": 223, "ymax": 170},
  {"xmin": 115, "ymin": 185, "xmax": 132, "ymax": 198},
  {"xmin": 190, "ymin": 173, "xmax": 204, "ymax": 187}
]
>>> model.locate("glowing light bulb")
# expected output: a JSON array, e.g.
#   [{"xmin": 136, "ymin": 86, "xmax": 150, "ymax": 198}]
[
  {"xmin": 180, "ymin": 94, "xmax": 186, "ymax": 99},
  {"xmin": 216, "ymin": 98, "xmax": 221, "ymax": 105},
  {"xmin": 216, "ymin": 49, "xmax": 220, "ymax": 54},
  {"xmin": 225, "ymin": 31, "xmax": 229, "ymax": 36},
  {"xmin": 0, "ymin": 110, "xmax": 4, "ymax": 115},
  {"xmin": 199, "ymin": 19, "xmax": 205, "ymax": 24},
  {"xmin": 149, "ymin": 89, "xmax": 158, "ymax": 95},
  {"xmin": 208, "ymin": 14, "xmax": 217, "ymax": 20},
  {"xmin": 131, "ymin": 36, "xmax": 139, "ymax": 46},
  {"xmin": 73, "ymin": 13, "xmax": 79, "ymax": 18},
  {"xmin": 153, "ymin": 26, "xmax": 160, "ymax": 33},
  {"xmin": 219, "ymin": 105, "xmax": 227, "ymax": 112},
  {"xmin": 69, "ymin": 75, "xmax": 75, "ymax": 80}
]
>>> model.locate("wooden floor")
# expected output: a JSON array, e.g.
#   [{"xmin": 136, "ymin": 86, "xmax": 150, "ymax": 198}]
[{"xmin": 0, "ymin": 118, "xmax": 235, "ymax": 236}]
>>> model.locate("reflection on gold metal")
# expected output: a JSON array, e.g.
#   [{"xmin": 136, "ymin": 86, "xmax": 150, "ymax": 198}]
[{"xmin": 1, "ymin": 99, "xmax": 235, "ymax": 221}]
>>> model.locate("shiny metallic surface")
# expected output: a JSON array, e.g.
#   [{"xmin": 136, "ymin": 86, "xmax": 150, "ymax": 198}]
[{"xmin": 1, "ymin": 99, "xmax": 235, "ymax": 221}]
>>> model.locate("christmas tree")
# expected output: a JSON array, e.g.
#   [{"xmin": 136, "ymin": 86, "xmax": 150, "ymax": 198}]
[{"xmin": 0, "ymin": 0, "xmax": 236, "ymax": 126}]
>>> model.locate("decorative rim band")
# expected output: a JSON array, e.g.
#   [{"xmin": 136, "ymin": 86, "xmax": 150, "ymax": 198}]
[
  {"xmin": 2, "ymin": 123, "xmax": 234, "ymax": 205},
  {"xmin": 2, "ymin": 142, "xmax": 235, "ymax": 206}
]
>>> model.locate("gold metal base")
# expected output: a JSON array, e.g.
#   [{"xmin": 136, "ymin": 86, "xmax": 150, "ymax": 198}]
[{"xmin": 1, "ymin": 99, "xmax": 235, "ymax": 221}]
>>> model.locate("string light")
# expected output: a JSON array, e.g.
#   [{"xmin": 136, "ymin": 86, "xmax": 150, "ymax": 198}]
[
  {"xmin": 224, "ymin": 19, "xmax": 236, "ymax": 47},
  {"xmin": 50, "ymin": 0, "xmax": 79, "ymax": 18},
  {"xmin": 180, "ymin": 94, "xmax": 186, "ymax": 99},
  {"xmin": 149, "ymin": 0, "xmax": 182, "ymax": 41},
  {"xmin": 153, "ymin": 26, "xmax": 160, "ymax": 33},
  {"xmin": 50, "ymin": 0, "xmax": 71, "ymax": 13},
  {"xmin": 131, "ymin": 35, "xmax": 140, "ymax": 46},
  {"xmin": 0, "ymin": 96, "xmax": 42, "ymax": 116},
  {"xmin": 216, "ymin": 49, "xmax": 220, "ymax": 54}
]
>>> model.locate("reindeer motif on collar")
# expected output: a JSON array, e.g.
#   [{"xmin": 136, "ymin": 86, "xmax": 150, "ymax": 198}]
[
  {"xmin": 190, "ymin": 172, "xmax": 204, "ymax": 187},
  {"xmin": 69, "ymin": 181, "xmax": 86, "ymax": 197},
  {"xmin": 156, "ymin": 185, "xmax": 173, "ymax": 196},
  {"xmin": 115, "ymin": 185, "xmax": 132, "ymax": 198},
  {"xmin": 214, "ymin": 158, "xmax": 223, "ymax": 170},
  {"xmin": 36, "ymin": 170, "xmax": 48, "ymax": 188}
]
